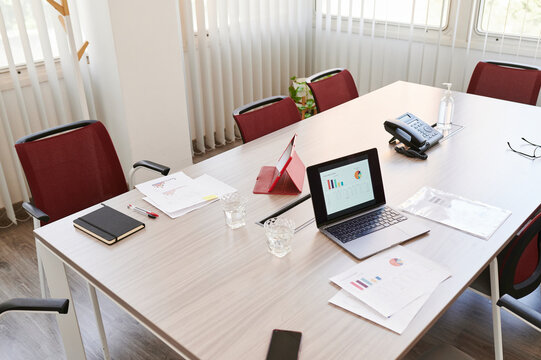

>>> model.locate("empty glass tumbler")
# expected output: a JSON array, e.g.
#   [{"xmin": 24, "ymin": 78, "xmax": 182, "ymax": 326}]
[{"xmin": 263, "ymin": 217, "xmax": 295, "ymax": 257}]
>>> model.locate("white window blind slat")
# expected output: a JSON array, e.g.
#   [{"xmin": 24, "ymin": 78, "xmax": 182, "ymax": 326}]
[
  {"xmin": 0, "ymin": 91, "xmax": 29, "ymax": 205},
  {"xmin": 482, "ymin": 0, "xmax": 495, "ymax": 55},
  {"xmin": 207, "ymin": 0, "xmax": 226, "ymax": 145},
  {"xmin": 335, "ymin": 0, "xmax": 343, "ymax": 68},
  {"xmin": 239, "ymin": 0, "xmax": 254, "ymax": 104},
  {"xmin": 229, "ymin": 0, "xmax": 245, "ymax": 110},
  {"xmin": 289, "ymin": 0, "xmax": 299, "ymax": 80},
  {"xmin": 314, "ymin": 0, "xmax": 323, "ymax": 72},
  {"xmin": 262, "ymin": 0, "xmax": 273, "ymax": 96},
  {"xmin": 431, "ymin": 0, "xmax": 446, "ymax": 86},
  {"xmin": 30, "ymin": 0, "xmax": 68, "ymax": 125},
  {"xmin": 12, "ymin": 0, "xmax": 49, "ymax": 129},
  {"xmin": 64, "ymin": 16, "xmax": 89, "ymax": 120},
  {"xmin": 249, "ymin": 0, "xmax": 263, "ymax": 100},
  {"xmin": 498, "ymin": 0, "xmax": 512, "ymax": 56},
  {"xmin": 195, "ymin": 0, "xmax": 216, "ymax": 149},
  {"xmin": 448, "ymin": 0, "xmax": 462, "ymax": 82},
  {"xmin": 0, "ymin": 160, "xmax": 15, "ymax": 224},
  {"xmin": 356, "ymin": 0, "xmax": 365, "ymax": 88},
  {"xmin": 345, "ymin": 0, "xmax": 354, "ymax": 72},
  {"xmin": 217, "ymin": 0, "xmax": 236, "ymax": 141},
  {"xmin": 405, "ymin": 0, "xmax": 417, "ymax": 82},
  {"xmin": 418, "ymin": 0, "xmax": 431, "ymax": 84},
  {"xmin": 270, "ymin": 0, "xmax": 281, "ymax": 94},
  {"xmin": 324, "ymin": 0, "xmax": 332, "ymax": 70},
  {"xmin": 367, "ymin": 0, "xmax": 377, "ymax": 91},
  {"xmin": 66, "ymin": 0, "xmax": 96, "ymax": 120},
  {"xmin": 0, "ymin": 7, "xmax": 32, "ymax": 135},
  {"xmin": 182, "ymin": 0, "xmax": 206, "ymax": 153},
  {"xmin": 462, "ymin": 0, "xmax": 479, "ymax": 91}
]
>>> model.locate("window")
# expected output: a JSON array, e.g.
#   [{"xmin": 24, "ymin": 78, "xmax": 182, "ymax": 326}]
[
  {"xmin": 478, "ymin": 0, "xmax": 541, "ymax": 38},
  {"xmin": 0, "ymin": 0, "xmax": 59, "ymax": 68},
  {"xmin": 320, "ymin": 0, "xmax": 451, "ymax": 29}
]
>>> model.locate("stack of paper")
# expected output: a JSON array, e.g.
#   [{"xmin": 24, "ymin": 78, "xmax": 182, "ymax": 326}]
[
  {"xmin": 135, "ymin": 172, "xmax": 236, "ymax": 218},
  {"xmin": 329, "ymin": 245, "xmax": 451, "ymax": 334}
]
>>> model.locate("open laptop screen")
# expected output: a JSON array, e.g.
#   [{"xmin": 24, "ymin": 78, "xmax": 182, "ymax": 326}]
[
  {"xmin": 307, "ymin": 148, "xmax": 386, "ymax": 227},
  {"xmin": 320, "ymin": 158, "xmax": 375, "ymax": 215}
]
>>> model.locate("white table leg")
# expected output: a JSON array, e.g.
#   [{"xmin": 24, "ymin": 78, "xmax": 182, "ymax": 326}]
[
  {"xmin": 36, "ymin": 240, "xmax": 87, "ymax": 360},
  {"xmin": 489, "ymin": 258, "xmax": 504, "ymax": 360},
  {"xmin": 88, "ymin": 283, "xmax": 111, "ymax": 360}
]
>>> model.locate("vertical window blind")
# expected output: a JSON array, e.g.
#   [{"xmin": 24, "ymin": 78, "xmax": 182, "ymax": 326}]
[{"xmin": 180, "ymin": 0, "xmax": 313, "ymax": 154}]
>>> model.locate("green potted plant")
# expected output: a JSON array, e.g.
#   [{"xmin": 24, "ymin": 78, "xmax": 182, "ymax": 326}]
[{"xmin": 289, "ymin": 76, "xmax": 317, "ymax": 119}]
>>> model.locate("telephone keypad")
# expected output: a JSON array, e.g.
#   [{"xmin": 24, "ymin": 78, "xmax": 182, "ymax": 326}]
[{"xmin": 401, "ymin": 114, "xmax": 442, "ymax": 143}]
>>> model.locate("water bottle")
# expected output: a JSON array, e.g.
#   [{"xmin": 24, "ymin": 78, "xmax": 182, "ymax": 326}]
[{"xmin": 437, "ymin": 83, "xmax": 454, "ymax": 131}]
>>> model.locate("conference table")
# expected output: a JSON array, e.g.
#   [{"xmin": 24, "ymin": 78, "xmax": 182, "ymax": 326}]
[{"xmin": 35, "ymin": 81, "xmax": 541, "ymax": 359}]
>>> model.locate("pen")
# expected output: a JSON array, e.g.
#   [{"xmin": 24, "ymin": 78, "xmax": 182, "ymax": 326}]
[{"xmin": 127, "ymin": 204, "xmax": 159, "ymax": 219}]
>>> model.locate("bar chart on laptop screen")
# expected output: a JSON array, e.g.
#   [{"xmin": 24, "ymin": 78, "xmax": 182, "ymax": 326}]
[{"xmin": 320, "ymin": 159, "xmax": 375, "ymax": 215}]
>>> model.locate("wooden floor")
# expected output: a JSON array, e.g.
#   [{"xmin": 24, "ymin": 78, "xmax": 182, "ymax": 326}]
[{"xmin": 1, "ymin": 143, "xmax": 541, "ymax": 359}]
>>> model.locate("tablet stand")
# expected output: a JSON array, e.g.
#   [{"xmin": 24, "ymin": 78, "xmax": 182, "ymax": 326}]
[{"xmin": 253, "ymin": 151, "xmax": 305, "ymax": 195}]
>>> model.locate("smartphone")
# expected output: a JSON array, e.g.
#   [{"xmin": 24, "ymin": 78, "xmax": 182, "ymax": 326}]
[{"xmin": 266, "ymin": 329, "xmax": 302, "ymax": 360}]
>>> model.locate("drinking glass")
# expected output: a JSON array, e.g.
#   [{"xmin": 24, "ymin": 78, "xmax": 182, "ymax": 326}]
[
  {"xmin": 220, "ymin": 192, "xmax": 247, "ymax": 229},
  {"xmin": 263, "ymin": 217, "xmax": 295, "ymax": 257}
]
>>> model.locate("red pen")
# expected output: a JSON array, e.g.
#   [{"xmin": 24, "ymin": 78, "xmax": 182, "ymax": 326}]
[{"xmin": 127, "ymin": 204, "xmax": 159, "ymax": 219}]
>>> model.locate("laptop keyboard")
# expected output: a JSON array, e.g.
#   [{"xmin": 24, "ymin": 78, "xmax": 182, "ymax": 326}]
[{"xmin": 326, "ymin": 206, "xmax": 407, "ymax": 243}]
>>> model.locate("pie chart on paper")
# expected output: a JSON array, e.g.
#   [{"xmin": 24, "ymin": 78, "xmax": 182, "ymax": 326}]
[
  {"xmin": 354, "ymin": 170, "xmax": 362, "ymax": 180},
  {"xmin": 389, "ymin": 258, "xmax": 404, "ymax": 266}
]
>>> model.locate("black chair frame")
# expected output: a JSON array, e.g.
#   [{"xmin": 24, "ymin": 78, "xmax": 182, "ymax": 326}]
[
  {"xmin": 232, "ymin": 95, "xmax": 287, "ymax": 116},
  {"xmin": 305, "ymin": 68, "xmax": 345, "ymax": 84},
  {"xmin": 0, "ymin": 298, "xmax": 69, "ymax": 316},
  {"xmin": 483, "ymin": 60, "xmax": 540, "ymax": 71},
  {"xmin": 499, "ymin": 212, "xmax": 541, "ymax": 299}
]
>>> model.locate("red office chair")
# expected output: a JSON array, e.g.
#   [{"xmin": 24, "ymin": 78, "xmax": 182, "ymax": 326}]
[
  {"xmin": 306, "ymin": 68, "xmax": 359, "ymax": 112},
  {"xmin": 233, "ymin": 96, "xmax": 301, "ymax": 143},
  {"xmin": 467, "ymin": 61, "xmax": 541, "ymax": 106},
  {"xmin": 470, "ymin": 210, "xmax": 541, "ymax": 353},
  {"xmin": 15, "ymin": 119, "xmax": 170, "ymax": 359}
]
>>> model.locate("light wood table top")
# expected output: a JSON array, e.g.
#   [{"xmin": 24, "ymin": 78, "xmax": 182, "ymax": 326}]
[{"xmin": 35, "ymin": 81, "xmax": 541, "ymax": 359}]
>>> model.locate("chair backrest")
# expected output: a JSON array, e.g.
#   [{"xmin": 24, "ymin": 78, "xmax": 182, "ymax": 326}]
[
  {"xmin": 306, "ymin": 68, "xmax": 359, "ymax": 112},
  {"xmin": 15, "ymin": 120, "xmax": 128, "ymax": 224},
  {"xmin": 467, "ymin": 61, "xmax": 541, "ymax": 106},
  {"xmin": 232, "ymin": 96, "xmax": 301, "ymax": 143},
  {"xmin": 497, "ymin": 210, "xmax": 541, "ymax": 298}
]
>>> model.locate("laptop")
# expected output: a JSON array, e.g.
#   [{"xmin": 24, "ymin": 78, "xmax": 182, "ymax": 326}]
[{"xmin": 306, "ymin": 148, "xmax": 429, "ymax": 260}]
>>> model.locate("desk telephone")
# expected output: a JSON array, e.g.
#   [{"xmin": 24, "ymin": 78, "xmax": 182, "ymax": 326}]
[{"xmin": 384, "ymin": 113, "xmax": 443, "ymax": 159}]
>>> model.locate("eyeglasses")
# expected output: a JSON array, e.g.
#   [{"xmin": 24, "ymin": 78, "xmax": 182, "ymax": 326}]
[{"xmin": 507, "ymin": 138, "xmax": 541, "ymax": 159}]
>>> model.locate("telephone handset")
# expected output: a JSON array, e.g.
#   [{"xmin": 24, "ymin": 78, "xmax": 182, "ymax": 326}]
[{"xmin": 384, "ymin": 113, "xmax": 442, "ymax": 155}]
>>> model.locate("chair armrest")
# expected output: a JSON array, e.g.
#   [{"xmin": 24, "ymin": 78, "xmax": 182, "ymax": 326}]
[
  {"xmin": 0, "ymin": 298, "xmax": 69, "ymax": 315},
  {"xmin": 497, "ymin": 294, "xmax": 541, "ymax": 331},
  {"xmin": 22, "ymin": 202, "xmax": 49, "ymax": 223},
  {"xmin": 128, "ymin": 160, "xmax": 171, "ymax": 189},
  {"xmin": 132, "ymin": 160, "xmax": 170, "ymax": 176}
]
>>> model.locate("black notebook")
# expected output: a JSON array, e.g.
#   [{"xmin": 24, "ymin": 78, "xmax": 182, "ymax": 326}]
[{"xmin": 73, "ymin": 205, "xmax": 145, "ymax": 245}]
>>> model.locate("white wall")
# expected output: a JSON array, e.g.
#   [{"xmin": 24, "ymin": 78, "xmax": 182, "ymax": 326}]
[{"xmin": 75, "ymin": 0, "xmax": 193, "ymax": 180}]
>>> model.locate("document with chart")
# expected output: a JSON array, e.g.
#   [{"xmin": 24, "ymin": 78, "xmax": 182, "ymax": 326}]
[
  {"xmin": 329, "ymin": 290, "xmax": 430, "ymax": 334},
  {"xmin": 136, "ymin": 172, "xmax": 236, "ymax": 217},
  {"xmin": 329, "ymin": 245, "xmax": 451, "ymax": 318}
]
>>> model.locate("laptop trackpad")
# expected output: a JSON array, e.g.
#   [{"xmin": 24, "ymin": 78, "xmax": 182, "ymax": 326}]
[{"xmin": 345, "ymin": 222, "xmax": 427, "ymax": 260}]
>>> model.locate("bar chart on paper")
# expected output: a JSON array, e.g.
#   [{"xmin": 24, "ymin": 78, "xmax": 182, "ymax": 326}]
[
  {"xmin": 350, "ymin": 276, "xmax": 383, "ymax": 291},
  {"xmin": 330, "ymin": 246, "xmax": 451, "ymax": 317}
]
